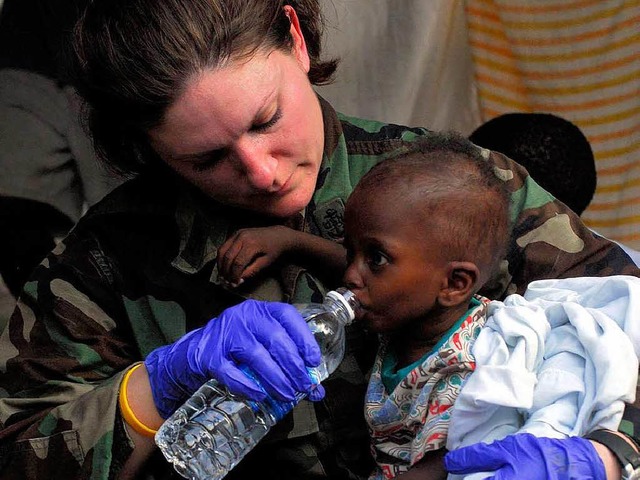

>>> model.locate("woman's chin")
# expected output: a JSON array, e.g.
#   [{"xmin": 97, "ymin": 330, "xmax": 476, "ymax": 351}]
[{"xmin": 261, "ymin": 191, "xmax": 313, "ymax": 218}]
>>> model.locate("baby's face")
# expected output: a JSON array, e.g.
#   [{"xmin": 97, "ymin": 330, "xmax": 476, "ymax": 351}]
[{"xmin": 342, "ymin": 188, "xmax": 449, "ymax": 335}]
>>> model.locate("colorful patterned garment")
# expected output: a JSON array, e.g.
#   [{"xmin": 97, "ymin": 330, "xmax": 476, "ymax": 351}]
[{"xmin": 365, "ymin": 296, "xmax": 490, "ymax": 480}]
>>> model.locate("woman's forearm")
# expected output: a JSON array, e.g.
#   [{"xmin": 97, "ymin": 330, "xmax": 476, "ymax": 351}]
[
  {"xmin": 591, "ymin": 439, "xmax": 622, "ymax": 480},
  {"xmin": 117, "ymin": 364, "xmax": 164, "ymax": 479}
]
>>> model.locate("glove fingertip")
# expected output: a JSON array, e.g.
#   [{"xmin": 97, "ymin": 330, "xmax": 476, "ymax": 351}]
[
  {"xmin": 308, "ymin": 384, "xmax": 325, "ymax": 402},
  {"xmin": 443, "ymin": 445, "xmax": 501, "ymax": 475},
  {"xmin": 443, "ymin": 451, "xmax": 462, "ymax": 473}
]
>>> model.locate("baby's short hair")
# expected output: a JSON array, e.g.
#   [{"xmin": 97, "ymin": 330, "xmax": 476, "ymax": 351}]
[{"xmin": 354, "ymin": 132, "xmax": 511, "ymax": 287}]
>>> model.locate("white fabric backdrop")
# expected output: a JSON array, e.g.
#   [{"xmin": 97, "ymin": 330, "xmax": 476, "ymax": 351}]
[{"xmin": 317, "ymin": 0, "xmax": 482, "ymax": 135}]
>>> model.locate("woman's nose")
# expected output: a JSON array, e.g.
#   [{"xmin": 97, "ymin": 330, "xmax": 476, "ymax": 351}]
[{"xmin": 235, "ymin": 138, "xmax": 278, "ymax": 190}]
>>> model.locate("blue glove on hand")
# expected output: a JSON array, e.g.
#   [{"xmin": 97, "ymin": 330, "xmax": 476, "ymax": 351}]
[
  {"xmin": 144, "ymin": 300, "xmax": 323, "ymax": 418},
  {"xmin": 444, "ymin": 433, "xmax": 606, "ymax": 480}
]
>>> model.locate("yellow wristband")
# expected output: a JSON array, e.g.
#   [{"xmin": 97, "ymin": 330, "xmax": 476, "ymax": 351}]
[{"xmin": 119, "ymin": 363, "xmax": 158, "ymax": 438}]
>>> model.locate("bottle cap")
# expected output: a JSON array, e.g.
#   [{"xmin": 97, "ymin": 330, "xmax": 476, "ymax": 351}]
[{"xmin": 326, "ymin": 289, "xmax": 359, "ymax": 323}]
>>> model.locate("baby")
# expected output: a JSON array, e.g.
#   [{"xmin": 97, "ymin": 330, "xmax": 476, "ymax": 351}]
[{"xmin": 340, "ymin": 134, "xmax": 510, "ymax": 479}]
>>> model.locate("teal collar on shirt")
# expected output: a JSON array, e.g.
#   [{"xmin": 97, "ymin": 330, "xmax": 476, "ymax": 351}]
[{"xmin": 381, "ymin": 296, "xmax": 482, "ymax": 393}]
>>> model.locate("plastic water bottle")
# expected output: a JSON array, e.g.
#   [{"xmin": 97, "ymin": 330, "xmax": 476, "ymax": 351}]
[{"xmin": 155, "ymin": 288, "xmax": 360, "ymax": 480}]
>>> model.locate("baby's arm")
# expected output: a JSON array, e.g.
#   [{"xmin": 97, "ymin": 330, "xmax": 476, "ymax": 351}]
[{"xmin": 217, "ymin": 225, "xmax": 346, "ymax": 287}]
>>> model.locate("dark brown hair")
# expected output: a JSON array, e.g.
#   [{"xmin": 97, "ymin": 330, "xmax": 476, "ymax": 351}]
[
  {"xmin": 71, "ymin": 0, "xmax": 337, "ymax": 175},
  {"xmin": 353, "ymin": 132, "xmax": 512, "ymax": 288}
]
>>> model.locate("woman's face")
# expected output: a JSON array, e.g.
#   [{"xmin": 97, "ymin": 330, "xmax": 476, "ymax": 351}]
[{"xmin": 148, "ymin": 25, "xmax": 324, "ymax": 218}]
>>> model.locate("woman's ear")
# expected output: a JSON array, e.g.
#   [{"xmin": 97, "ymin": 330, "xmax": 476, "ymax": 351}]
[
  {"xmin": 283, "ymin": 5, "xmax": 310, "ymax": 73},
  {"xmin": 438, "ymin": 261, "xmax": 479, "ymax": 307}
]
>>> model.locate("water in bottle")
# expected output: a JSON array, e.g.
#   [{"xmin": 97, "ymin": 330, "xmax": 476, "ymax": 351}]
[{"xmin": 155, "ymin": 288, "xmax": 360, "ymax": 479}]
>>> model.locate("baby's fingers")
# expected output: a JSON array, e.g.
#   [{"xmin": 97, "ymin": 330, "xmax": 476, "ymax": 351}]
[
  {"xmin": 218, "ymin": 234, "xmax": 242, "ymax": 276},
  {"xmin": 219, "ymin": 240, "xmax": 257, "ymax": 284},
  {"xmin": 239, "ymin": 255, "xmax": 276, "ymax": 283}
]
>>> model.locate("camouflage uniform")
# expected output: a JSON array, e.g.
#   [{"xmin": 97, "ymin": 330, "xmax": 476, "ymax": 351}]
[{"xmin": 0, "ymin": 97, "xmax": 638, "ymax": 479}]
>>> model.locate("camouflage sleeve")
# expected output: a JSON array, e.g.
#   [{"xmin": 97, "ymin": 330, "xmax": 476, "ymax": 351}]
[
  {"xmin": 0, "ymin": 231, "xmax": 139, "ymax": 479},
  {"xmin": 480, "ymin": 149, "xmax": 640, "ymax": 299}
]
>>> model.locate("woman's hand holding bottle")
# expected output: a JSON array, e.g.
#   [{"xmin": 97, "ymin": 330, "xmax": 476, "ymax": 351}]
[{"xmin": 144, "ymin": 300, "xmax": 323, "ymax": 419}]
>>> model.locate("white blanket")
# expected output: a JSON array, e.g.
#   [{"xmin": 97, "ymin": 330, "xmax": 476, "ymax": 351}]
[{"xmin": 447, "ymin": 275, "xmax": 640, "ymax": 458}]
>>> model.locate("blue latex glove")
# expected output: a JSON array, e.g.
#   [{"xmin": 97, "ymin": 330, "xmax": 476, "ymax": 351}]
[
  {"xmin": 144, "ymin": 300, "xmax": 323, "ymax": 418},
  {"xmin": 444, "ymin": 434, "xmax": 606, "ymax": 480}
]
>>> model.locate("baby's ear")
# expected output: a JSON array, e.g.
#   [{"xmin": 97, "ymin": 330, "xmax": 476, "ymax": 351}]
[{"xmin": 438, "ymin": 261, "xmax": 479, "ymax": 307}]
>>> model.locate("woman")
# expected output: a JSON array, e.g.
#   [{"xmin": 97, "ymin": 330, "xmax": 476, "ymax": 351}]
[{"xmin": 0, "ymin": 0, "xmax": 637, "ymax": 478}]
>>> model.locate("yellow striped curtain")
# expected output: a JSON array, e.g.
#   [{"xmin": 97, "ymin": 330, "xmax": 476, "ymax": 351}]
[{"xmin": 464, "ymin": 0, "xmax": 640, "ymax": 249}]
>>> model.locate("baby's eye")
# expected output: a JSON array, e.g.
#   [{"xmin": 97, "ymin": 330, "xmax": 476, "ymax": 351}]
[
  {"xmin": 368, "ymin": 250, "xmax": 389, "ymax": 268},
  {"xmin": 345, "ymin": 247, "xmax": 354, "ymax": 264}
]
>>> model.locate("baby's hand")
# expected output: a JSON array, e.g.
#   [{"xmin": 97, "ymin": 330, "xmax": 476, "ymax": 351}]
[{"xmin": 217, "ymin": 226, "xmax": 295, "ymax": 287}]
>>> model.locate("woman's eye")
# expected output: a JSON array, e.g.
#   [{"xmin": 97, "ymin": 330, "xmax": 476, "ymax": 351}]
[
  {"xmin": 252, "ymin": 108, "xmax": 282, "ymax": 132},
  {"xmin": 191, "ymin": 150, "xmax": 225, "ymax": 172},
  {"xmin": 192, "ymin": 159, "xmax": 217, "ymax": 172}
]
